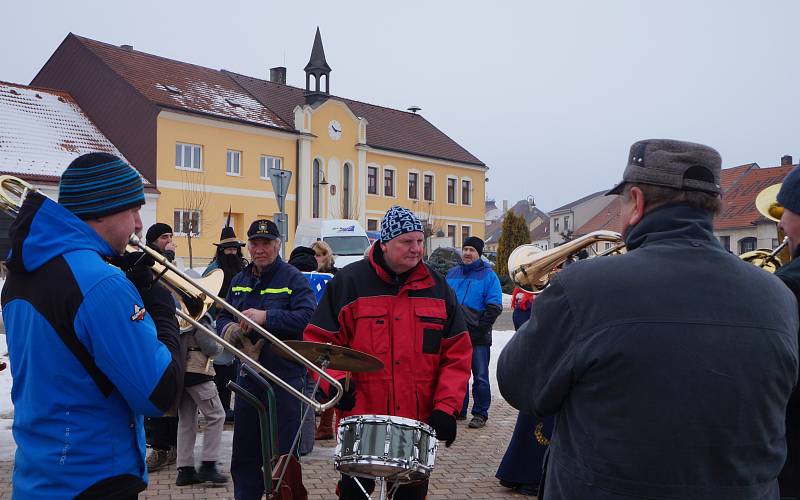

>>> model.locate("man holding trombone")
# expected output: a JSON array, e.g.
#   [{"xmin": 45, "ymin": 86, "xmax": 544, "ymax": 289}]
[
  {"xmin": 1, "ymin": 152, "xmax": 186, "ymax": 499},
  {"xmin": 498, "ymin": 139, "xmax": 799, "ymax": 499},
  {"xmin": 217, "ymin": 218, "xmax": 316, "ymax": 500}
]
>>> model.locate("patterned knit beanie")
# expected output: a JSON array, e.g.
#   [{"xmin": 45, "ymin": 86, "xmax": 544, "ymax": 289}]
[
  {"xmin": 380, "ymin": 205, "xmax": 424, "ymax": 243},
  {"xmin": 58, "ymin": 152, "xmax": 145, "ymax": 220}
]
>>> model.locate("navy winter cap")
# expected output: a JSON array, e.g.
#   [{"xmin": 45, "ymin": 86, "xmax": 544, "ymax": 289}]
[
  {"xmin": 778, "ymin": 166, "xmax": 800, "ymax": 215},
  {"xmin": 58, "ymin": 153, "xmax": 145, "ymax": 219}
]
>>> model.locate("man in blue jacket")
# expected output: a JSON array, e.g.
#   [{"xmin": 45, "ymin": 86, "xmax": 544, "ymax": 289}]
[
  {"xmin": 217, "ymin": 219, "xmax": 315, "ymax": 500},
  {"xmin": 1, "ymin": 152, "xmax": 185, "ymax": 499},
  {"xmin": 446, "ymin": 236, "xmax": 502, "ymax": 429},
  {"xmin": 498, "ymin": 139, "xmax": 799, "ymax": 500}
]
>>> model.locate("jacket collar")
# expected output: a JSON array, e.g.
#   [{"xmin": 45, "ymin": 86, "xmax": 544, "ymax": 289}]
[
  {"xmin": 368, "ymin": 242, "xmax": 434, "ymax": 290},
  {"xmin": 624, "ymin": 203, "xmax": 718, "ymax": 251},
  {"xmin": 460, "ymin": 258, "xmax": 485, "ymax": 273}
]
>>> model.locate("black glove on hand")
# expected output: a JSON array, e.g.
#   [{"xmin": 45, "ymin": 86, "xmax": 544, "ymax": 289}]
[
  {"xmin": 334, "ymin": 378, "xmax": 357, "ymax": 411},
  {"xmin": 111, "ymin": 252, "xmax": 155, "ymax": 290},
  {"xmin": 428, "ymin": 409, "xmax": 457, "ymax": 447}
]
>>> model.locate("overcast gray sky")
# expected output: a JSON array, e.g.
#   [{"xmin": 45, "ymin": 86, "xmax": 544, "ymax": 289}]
[{"xmin": 2, "ymin": 0, "xmax": 799, "ymax": 211}]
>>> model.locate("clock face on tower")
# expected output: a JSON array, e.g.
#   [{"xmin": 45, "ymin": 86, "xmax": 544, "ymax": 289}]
[{"xmin": 328, "ymin": 120, "xmax": 342, "ymax": 141}]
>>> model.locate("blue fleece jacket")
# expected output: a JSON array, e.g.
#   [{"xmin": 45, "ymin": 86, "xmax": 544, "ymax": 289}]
[
  {"xmin": 1, "ymin": 193, "xmax": 174, "ymax": 499},
  {"xmin": 446, "ymin": 259, "xmax": 503, "ymax": 345}
]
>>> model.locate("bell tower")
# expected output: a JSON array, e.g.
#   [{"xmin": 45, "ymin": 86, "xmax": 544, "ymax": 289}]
[{"xmin": 304, "ymin": 27, "xmax": 332, "ymax": 105}]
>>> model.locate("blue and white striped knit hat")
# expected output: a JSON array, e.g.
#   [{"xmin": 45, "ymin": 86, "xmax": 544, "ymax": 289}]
[
  {"xmin": 380, "ymin": 205, "xmax": 424, "ymax": 243},
  {"xmin": 58, "ymin": 153, "xmax": 145, "ymax": 220}
]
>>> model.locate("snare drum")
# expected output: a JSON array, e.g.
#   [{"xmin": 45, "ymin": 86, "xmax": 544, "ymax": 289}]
[{"xmin": 334, "ymin": 414, "xmax": 437, "ymax": 482}]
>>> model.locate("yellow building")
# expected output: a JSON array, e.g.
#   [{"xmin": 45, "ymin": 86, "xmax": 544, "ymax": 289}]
[{"xmin": 33, "ymin": 31, "xmax": 486, "ymax": 265}]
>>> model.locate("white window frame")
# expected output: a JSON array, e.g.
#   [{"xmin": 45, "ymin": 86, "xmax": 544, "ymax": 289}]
[
  {"xmin": 446, "ymin": 176, "xmax": 458, "ymax": 205},
  {"xmin": 174, "ymin": 209, "xmax": 201, "ymax": 236},
  {"xmin": 554, "ymin": 218, "xmax": 560, "ymax": 232},
  {"xmin": 460, "ymin": 177, "xmax": 472, "ymax": 206},
  {"xmin": 383, "ymin": 167, "xmax": 397, "ymax": 198},
  {"xmin": 226, "ymin": 150, "xmax": 241, "ymax": 176},
  {"xmin": 408, "ymin": 170, "xmax": 420, "ymax": 200},
  {"xmin": 423, "ymin": 171, "xmax": 435, "ymax": 202},
  {"xmin": 563, "ymin": 215, "xmax": 570, "ymax": 231},
  {"xmin": 175, "ymin": 142, "xmax": 202, "ymax": 171},
  {"xmin": 447, "ymin": 224, "xmax": 457, "ymax": 243},
  {"xmin": 367, "ymin": 165, "xmax": 380, "ymax": 195},
  {"xmin": 260, "ymin": 155, "xmax": 282, "ymax": 180}
]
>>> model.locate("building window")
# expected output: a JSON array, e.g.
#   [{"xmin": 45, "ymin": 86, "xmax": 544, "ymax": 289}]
[
  {"xmin": 408, "ymin": 172, "xmax": 419, "ymax": 200},
  {"xmin": 447, "ymin": 178, "xmax": 457, "ymax": 204},
  {"xmin": 461, "ymin": 225, "xmax": 471, "ymax": 247},
  {"xmin": 342, "ymin": 163, "xmax": 352, "ymax": 219},
  {"xmin": 719, "ymin": 235, "xmax": 730, "ymax": 251},
  {"xmin": 563, "ymin": 215, "xmax": 570, "ymax": 231},
  {"xmin": 175, "ymin": 143, "xmax": 202, "ymax": 170},
  {"xmin": 423, "ymin": 174, "xmax": 434, "ymax": 201},
  {"xmin": 367, "ymin": 166, "xmax": 378, "ymax": 195},
  {"xmin": 447, "ymin": 224, "xmax": 456, "ymax": 244},
  {"xmin": 461, "ymin": 179, "xmax": 471, "ymax": 205},
  {"xmin": 260, "ymin": 155, "xmax": 282, "ymax": 179},
  {"xmin": 738, "ymin": 237, "xmax": 757, "ymax": 254},
  {"xmin": 367, "ymin": 219, "xmax": 379, "ymax": 231},
  {"xmin": 226, "ymin": 150, "xmax": 241, "ymax": 176},
  {"xmin": 384, "ymin": 169, "xmax": 395, "ymax": 197},
  {"xmin": 554, "ymin": 218, "xmax": 560, "ymax": 232},
  {"xmin": 312, "ymin": 158, "xmax": 322, "ymax": 218},
  {"xmin": 174, "ymin": 209, "xmax": 201, "ymax": 236}
]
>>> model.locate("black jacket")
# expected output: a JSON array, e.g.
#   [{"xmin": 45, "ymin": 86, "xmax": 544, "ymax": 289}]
[
  {"xmin": 498, "ymin": 204, "xmax": 799, "ymax": 500},
  {"xmin": 775, "ymin": 256, "xmax": 800, "ymax": 496}
]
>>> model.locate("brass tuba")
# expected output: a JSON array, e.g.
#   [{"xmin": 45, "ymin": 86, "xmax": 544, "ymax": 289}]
[
  {"xmin": 0, "ymin": 175, "xmax": 342, "ymax": 411},
  {"xmin": 739, "ymin": 183, "xmax": 789, "ymax": 273},
  {"xmin": 508, "ymin": 230, "xmax": 624, "ymax": 293}
]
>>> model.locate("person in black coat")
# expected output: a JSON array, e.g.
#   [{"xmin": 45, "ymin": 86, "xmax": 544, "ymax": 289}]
[{"xmin": 774, "ymin": 167, "xmax": 800, "ymax": 499}]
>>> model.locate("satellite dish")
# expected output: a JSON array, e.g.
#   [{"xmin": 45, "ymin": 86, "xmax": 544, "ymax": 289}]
[{"xmin": 407, "ymin": 105, "xmax": 422, "ymax": 114}]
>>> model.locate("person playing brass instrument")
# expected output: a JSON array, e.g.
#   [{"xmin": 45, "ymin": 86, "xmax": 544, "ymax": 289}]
[
  {"xmin": 498, "ymin": 139, "xmax": 799, "ymax": 500},
  {"xmin": 1, "ymin": 153, "xmax": 185, "ymax": 499}
]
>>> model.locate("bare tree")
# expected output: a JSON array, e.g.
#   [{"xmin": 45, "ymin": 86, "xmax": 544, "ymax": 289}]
[
  {"xmin": 180, "ymin": 169, "xmax": 208, "ymax": 269},
  {"xmin": 414, "ymin": 201, "xmax": 444, "ymax": 256}
]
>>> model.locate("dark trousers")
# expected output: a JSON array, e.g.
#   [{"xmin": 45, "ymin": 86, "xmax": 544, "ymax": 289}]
[
  {"xmin": 214, "ymin": 362, "xmax": 236, "ymax": 411},
  {"xmin": 496, "ymin": 412, "xmax": 553, "ymax": 487},
  {"xmin": 147, "ymin": 416, "xmax": 178, "ymax": 451},
  {"xmin": 339, "ymin": 475, "xmax": 428, "ymax": 500},
  {"xmin": 231, "ymin": 370, "xmax": 304, "ymax": 500},
  {"xmin": 461, "ymin": 345, "xmax": 491, "ymax": 419}
]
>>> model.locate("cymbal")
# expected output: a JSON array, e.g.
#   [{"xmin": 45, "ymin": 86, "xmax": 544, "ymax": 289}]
[{"xmin": 274, "ymin": 341, "xmax": 384, "ymax": 373}]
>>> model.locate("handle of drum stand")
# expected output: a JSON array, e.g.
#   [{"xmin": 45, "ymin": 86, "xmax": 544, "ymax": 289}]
[
  {"xmin": 240, "ymin": 364, "xmax": 280, "ymax": 444},
  {"xmin": 228, "ymin": 379, "xmax": 277, "ymax": 496}
]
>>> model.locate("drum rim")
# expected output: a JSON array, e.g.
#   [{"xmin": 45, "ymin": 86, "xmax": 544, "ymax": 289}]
[{"xmin": 337, "ymin": 414, "xmax": 436, "ymax": 435}]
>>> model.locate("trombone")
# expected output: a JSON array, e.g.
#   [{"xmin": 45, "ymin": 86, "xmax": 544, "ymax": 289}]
[{"xmin": 0, "ymin": 175, "xmax": 342, "ymax": 412}]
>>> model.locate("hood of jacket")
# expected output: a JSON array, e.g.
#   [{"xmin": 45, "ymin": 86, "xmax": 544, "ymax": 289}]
[{"xmin": 6, "ymin": 192, "xmax": 116, "ymax": 274}]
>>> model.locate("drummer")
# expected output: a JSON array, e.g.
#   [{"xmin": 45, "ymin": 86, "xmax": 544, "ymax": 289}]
[{"xmin": 304, "ymin": 205, "xmax": 472, "ymax": 499}]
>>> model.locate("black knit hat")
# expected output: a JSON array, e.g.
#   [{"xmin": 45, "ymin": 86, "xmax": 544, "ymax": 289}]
[
  {"xmin": 463, "ymin": 236, "xmax": 485, "ymax": 256},
  {"xmin": 58, "ymin": 152, "xmax": 145, "ymax": 219},
  {"xmin": 146, "ymin": 222, "xmax": 173, "ymax": 244}
]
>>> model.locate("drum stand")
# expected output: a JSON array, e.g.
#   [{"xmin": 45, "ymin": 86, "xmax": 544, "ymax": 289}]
[{"xmin": 352, "ymin": 470, "xmax": 418, "ymax": 500}]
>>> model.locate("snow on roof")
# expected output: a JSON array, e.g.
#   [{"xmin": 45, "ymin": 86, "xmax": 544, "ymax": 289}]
[{"xmin": 0, "ymin": 81, "xmax": 148, "ymax": 183}]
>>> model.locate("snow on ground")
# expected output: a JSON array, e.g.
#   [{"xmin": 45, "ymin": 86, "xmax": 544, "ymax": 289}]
[{"xmin": 0, "ymin": 329, "xmax": 520, "ymax": 461}]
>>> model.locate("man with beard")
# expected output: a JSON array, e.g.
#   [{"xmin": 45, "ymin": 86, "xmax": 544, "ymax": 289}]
[
  {"xmin": 498, "ymin": 139, "xmax": 798, "ymax": 499},
  {"xmin": 204, "ymin": 221, "xmax": 248, "ymax": 421}
]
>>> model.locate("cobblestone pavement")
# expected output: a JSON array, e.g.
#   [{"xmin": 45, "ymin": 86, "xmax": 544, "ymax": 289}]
[{"xmin": 0, "ymin": 396, "xmax": 534, "ymax": 499}]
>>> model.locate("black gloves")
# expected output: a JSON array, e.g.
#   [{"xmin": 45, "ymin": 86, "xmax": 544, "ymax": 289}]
[
  {"xmin": 111, "ymin": 252, "xmax": 155, "ymax": 290},
  {"xmin": 335, "ymin": 378, "xmax": 357, "ymax": 411},
  {"xmin": 428, "ymin": 409, "xmax": 456, "ymax": 447}
]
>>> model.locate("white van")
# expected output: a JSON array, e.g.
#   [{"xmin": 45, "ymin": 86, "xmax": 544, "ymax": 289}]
[{"xmin": 294, "ymin": 219, "xmax": 371, "ymax": 268}]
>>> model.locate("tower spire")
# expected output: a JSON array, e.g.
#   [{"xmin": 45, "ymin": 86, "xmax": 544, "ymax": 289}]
[{"xmin": 304, "ymin": 27, "xmax": 332, "ymax": 104}]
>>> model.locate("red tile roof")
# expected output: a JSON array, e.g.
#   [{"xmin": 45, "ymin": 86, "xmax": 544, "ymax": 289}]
[
  {"xmin": 716, "ymin": 165, "xmax": 792, "ymax": 230},
  {"xmin": 72, "ymin": 35, "xmax": 292, "ymax": 131},
  {"xmin": 226, "ymin": 72, "xmax": 485, "ymax": 167},
  {"xmin": 574, "ymin": 197, "xmax": 622, "ymax": 236},
  {"xmin": 721, "ymin": 163, "xmax": 757, "ymax": 192}
]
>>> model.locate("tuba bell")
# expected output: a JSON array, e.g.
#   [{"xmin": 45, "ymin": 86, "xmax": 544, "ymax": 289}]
[
  {"xmin": 739, "ymin": 183, "xmax": 789, "ymax": 273},
  {"xmin": 508, "ymin": 230, "xmax": 624, "ymax": 293}
]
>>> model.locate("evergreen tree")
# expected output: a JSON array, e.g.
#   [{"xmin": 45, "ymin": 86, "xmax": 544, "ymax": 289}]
[{"xmin": 497, "ymin": 211, "xmax": 531, "ymax": 280}]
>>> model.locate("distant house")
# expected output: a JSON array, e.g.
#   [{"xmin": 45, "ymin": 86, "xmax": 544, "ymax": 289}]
[
  {"xmin": 548, "ymin": 190, "xmax": 612, "ymax": 247},
  {"xmin": 0, "ymin": 80, "xmax": 154, "ymax": 256},
  {"xmin": 483, "ymin": 199, "xmax": 548, "ymax": 253}
]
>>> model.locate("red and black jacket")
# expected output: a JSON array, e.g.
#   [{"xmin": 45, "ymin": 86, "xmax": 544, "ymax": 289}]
[{"xmin": 304, "ymin": 243, "xmax": 472, "ymax": 421}]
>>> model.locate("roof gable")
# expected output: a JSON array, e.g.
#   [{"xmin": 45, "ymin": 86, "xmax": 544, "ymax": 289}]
[
  {"xmin": 0, "ymin": 81, "xmax": 147, "ymax": 183},
  {"xmin": 225, "ymin": 71, "xmax": 485, "ymax": 167},
  {"xmin": 574, "ymin": 197, "xmax": 622, "ymax": 236},
  {"xmin": 716, "ymin": 164, "xmax": 792, "ymax": 230},
  {"xmin": 550, "ymin": 189, "xmax": 608, "ymax": 213}
]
